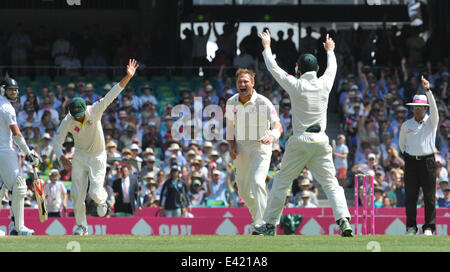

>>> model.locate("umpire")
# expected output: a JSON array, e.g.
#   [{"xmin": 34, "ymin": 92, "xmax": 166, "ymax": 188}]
[{"xmin": 399, "ymin": 76, "xmax": 438, "ymax": 236}]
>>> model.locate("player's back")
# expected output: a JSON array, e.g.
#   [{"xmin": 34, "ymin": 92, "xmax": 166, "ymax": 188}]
[
  {"xmin": 289, "ymin": 72, "xmax": 330, "ymax": 136},
  {"xmin": 0, "ymin": 95, "xmax": 15, "ymax": 152}
]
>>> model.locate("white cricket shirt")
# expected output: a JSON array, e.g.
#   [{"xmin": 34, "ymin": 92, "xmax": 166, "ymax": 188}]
[
  {"xmin": 225, "ymin": 90, "xmax": 280, "ymax": 143},
  {"xmin": 53, "ymin": 83, "xmax": 124, "ymax": 158},
  {"xmin": 0, "ymin": 95, "xmax": 16, "ymax": 152},
  {"xmin": 399, "ymin": 91, "xmax": 438, "ymax": 156},
  {"xmin": 262, "ymin": 48, "xmax": 337, "ymax": 143}
]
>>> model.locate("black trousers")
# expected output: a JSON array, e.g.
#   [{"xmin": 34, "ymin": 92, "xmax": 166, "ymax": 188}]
[{"xmin": 404, "ymin": 155, "xmax": 437, "ymax": 232}]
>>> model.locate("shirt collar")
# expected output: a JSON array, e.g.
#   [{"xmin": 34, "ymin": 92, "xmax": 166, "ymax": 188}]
[
  {"xmin": 414, "ymin": 114, "xmax": 429, "ymax": 124},
  {"xmin": 300, "ymin": 71, "xmax": 317, "ymax": 79},
  {"xmin": 238, "ymin": 89, "xmax": 257, "ymax": 106}
]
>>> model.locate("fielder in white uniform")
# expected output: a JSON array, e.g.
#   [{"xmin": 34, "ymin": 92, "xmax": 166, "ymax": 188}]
[
  {"xmin": 53, "ymin": 59, "xmax": 139, "ymax": 235},
  {"xmin": 226, "ymin": 68, "xmax": 282, "ymax": 234},
  {"xmin": 0, "ymin": 77, "xmax": 40, "ymax": 236},
  {"xmin": 255, "ymin": 31, "xmax": 353, "ymax": 237}
]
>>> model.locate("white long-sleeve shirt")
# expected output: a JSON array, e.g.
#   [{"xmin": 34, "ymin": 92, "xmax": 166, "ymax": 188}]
[
  {"xmin": 262, "ymin": 48, "xmax": 337, "ymax": 143},
  {"xmin": 53, "ymin": 83, "xmax": 124, "ymax": 158},
  {"xmin": 399, "ymin": 91, "xmax": 438, "ymax": 156}
]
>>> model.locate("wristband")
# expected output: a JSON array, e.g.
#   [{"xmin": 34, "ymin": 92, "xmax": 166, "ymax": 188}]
[
  {"xmin": 268, "ymin": 129, "xmax": 281, "ymax": 141},
  {"xmin": 13, "ymin": 135, "xmax": 31, "ymax": 155}
]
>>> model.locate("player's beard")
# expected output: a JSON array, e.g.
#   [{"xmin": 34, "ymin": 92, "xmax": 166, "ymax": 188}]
[{"xmin": 5, "ymin": 89, "xmax": 19, "ymax": 103}]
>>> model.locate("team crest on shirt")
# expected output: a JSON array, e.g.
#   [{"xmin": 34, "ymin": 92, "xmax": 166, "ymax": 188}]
[
  {"xmin": 86, "ymin": 120, "xmax": 93, "ymax": 127},
  {"xmin": 74, "ymin": 126, "xmax": 80, "ymax": 133}
]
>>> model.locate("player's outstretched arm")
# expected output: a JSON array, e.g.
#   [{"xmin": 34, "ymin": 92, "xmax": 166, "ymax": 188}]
[
  {"xmin": 321, "ymin": 34, "xmax": 337, "ymax": 92},
  {"xmin": 119, "ymin": 59, "xmax": 139, "ymax": 89},
  {"xmin": 92, "ymin": 59, "xmax": 139, "ymax": 115},
  {"xmin": 260, "ymin": 30, "xmax": 299, "ymax": 94}
]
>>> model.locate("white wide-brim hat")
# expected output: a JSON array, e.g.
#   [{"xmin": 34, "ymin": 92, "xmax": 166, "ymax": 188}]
[{"xmin": 406, "ymin": 94, "xmax": 429, "ymax": 106}]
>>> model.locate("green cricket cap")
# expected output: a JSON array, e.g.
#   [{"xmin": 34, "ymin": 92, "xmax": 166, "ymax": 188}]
[
  {"xmin": 298, "ymin": 54, "xmax": 318, "ymax": 74},
  {"xmin": 69, "ymin": 97, "xmax": 86, "ymax": 117}
]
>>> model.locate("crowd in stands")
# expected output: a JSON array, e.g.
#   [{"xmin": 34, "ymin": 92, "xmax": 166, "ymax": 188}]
[{"xmin": 1, "ymin": 21, "xmax": 449, "ymax": 217}]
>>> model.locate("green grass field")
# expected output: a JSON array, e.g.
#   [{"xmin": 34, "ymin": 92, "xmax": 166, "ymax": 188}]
[{"xmin": 0, "ymin": 235, "xmax": 449, "ymax": 252}]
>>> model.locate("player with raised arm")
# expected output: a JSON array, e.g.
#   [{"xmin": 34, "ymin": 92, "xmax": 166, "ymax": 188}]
[
  {"xmin": 0, "ymin": 78, "xmax": 40, "ymax": 235},
  {"xmin": 255, "ymin": 30, "xmax": 353, "ymax": 237},
  {"xmin": 52, "ymin": 59, "xmax": 139, "ymax": 235}
]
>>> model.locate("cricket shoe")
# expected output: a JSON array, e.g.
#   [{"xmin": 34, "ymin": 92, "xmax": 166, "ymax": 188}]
[
  {"xmin": 0, "ymin": 229, "xmax": 5, "ymax": 236},
  {"xmin": 97, "ymin": 202, "xmax": 109, "ymax": 217},
  {"xmin": 10, "ymin": 225, "xmax": 35, "ymax": 236},
  {"xmin": 423, "ymin": 228, "xmax": 433, "ymax": 236},
  {"xmin": 253, "ymin": 224, "xmax": 276, "ymax": 236},
  {"xmin": 406, "ymin": 227, "xmax": 417, "ymax": 236},
  {"xmin": 338, "ymin": 218, "xmax": 353, "ymax": 237},
  {"xmin": 73, "ymin": 225, "xmax": 88, "ymax": 235},
  {"xmin": 251, "ymin": 225, "xmax": 264, "ymax": 235}
]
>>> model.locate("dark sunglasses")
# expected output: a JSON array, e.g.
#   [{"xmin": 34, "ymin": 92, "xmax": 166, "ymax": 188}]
[{"xmin": 413, "ymin": 106, "xmax": 427, "ymax": 110}]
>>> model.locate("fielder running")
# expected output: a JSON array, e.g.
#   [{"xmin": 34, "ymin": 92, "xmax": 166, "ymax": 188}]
[
  {"xmin": 0, "ymin": 78, "xmax": 40, "ymax": 235},
  {"xmin": 53, "ymin": 59, "xmax": 139, "ymax": 235},
  {"xmin": 255, "ymin": 31, "xmax": 353, "ymax": 236},
  {"xmin": 226, "ymin": 68, "xmax": 283, "ymax": 233}
]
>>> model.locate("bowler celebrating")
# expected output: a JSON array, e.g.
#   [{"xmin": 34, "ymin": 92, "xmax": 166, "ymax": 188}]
[
  {"xmin": 226, "ymin": 68, "xmax": 282, "ymax": 234},
  {"xmin": 255, "ymin": 31, "xmax": 353, "ymax": 236},
  {"xmin": 53, "ymin": 59, "xmax": 139, "ymax": 235}
]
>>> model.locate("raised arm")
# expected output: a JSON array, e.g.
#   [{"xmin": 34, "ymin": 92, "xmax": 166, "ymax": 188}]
[
  {"xmin": 321, "ymin": 34, "xmax": 337, "ymax": 91},
  {"xmin": 422, "ymin": 75, "xmax": 439, "ymax": 128},
  {"xmin": 91, "ymin": 59, "xmax": 139, "ymax": 116},
  {"xmin": 260, "ymin": 30, "xmax": 299, "ymax": 94}
]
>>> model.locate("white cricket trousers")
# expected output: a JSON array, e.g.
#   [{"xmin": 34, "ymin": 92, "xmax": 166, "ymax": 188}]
[
  {"xmin": 0, "ymin": 150, "xmax": 25, "ymax": 230},
  {"xmin": 264, "ymin": 136, "xmax": 351, "ymax": 225},
  {"xmin": 234, "ymin": 142, "xmax": 271, "ymax": 227},
  {"xmin": 0, "ymin": 150, "xmax": 20, "ymax": 190},
  {"xmin": 71, "ymin": 151, "xmax": 107, "ymax": 228}
]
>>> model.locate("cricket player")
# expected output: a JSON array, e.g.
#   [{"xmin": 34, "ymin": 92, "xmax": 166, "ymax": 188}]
[
  {"xmin": 255, "ymin": 31, "xmax": 353, "ymax": 236},
  {"xmin": 53, "ymin": 59, "xmax": 139, "ymax": 235},
  {"xmin": 226, "ymin": 68, "xmax": 282, "ymax": 234},
  {"xmin": 0, "ymin": 77, "xmax": 40, "ymax": 235}
]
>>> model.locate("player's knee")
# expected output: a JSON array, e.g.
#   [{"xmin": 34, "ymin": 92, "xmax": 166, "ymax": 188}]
[
  {"xmin": 89, "ymin": 190, "xmax": 106, "ymax": 204},
  {"xmin": 12, "ymin": 176, "xmax": 27, "ymax": 198}
]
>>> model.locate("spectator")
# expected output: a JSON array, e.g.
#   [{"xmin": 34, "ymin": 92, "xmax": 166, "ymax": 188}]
[
  {"xmin": 112, "ymin": 163, "xmax": 139, "ymax": 215},
  {"xmin": 191, "ymin": 20, "xmax": 212, "ymax": 68},
  {"xmin": 239, "ymin": 26, "xmax": 261, "ymax": 61},
  {"xmin": 299, "ymin": 26, "xmax": 318, "ymax": 55},
  {"xmin": 43, "ymin": 169, "xmax": 68, "ymax": 217},
  {"xmin": 180, "ymin": 27, "xmax": 193, "ymax": 76},
  {"xmin": 51, "ymin": 31, "xmax": 71, "ymax": 64},
  {"xmin": 82, "ymin": 83, "xmax": 100, "ymax": 104},
  {"xmin": 206, "ymin": 167, "xmax": 230, "ymax": 205},
  {"xmin": 437, "ymin": 188, "xmax": 450, "ymax": 207},
  {"xmin": 83, "ymin": 47, "xmax": 107, "ymax": 75},
  {"xmin": 141, "ymin": 172, "xmax": 158, "ymax": 207},
  {"xmin": 118, "ymin": 124, "xmax": 138, "ymax": 152},
  {"xmin": 106, "ymin": 141, "xmax": 121, "ymax": 158},
  {"xmin": 299, "ymin": 191, "xmax": 317, "ymax": 208},
  {"xmin": 270, "ymin": 143, "xmax": 282, "ymax": 172},
  {"xmin": 294, "ymin": 177, "xmax": 319, "ymax": 207},
  {"xmin": 139, "ymin": 85, "xmax": 158, "ymax": 108},
  {"xmin": 213, "ymin": 20, "xmax": 239, "ymax": 62},
  {"xmin": 333, "ymin": 134, "xmax": 349, "ymax": 187},
  {"xmin": 159, "ymin": 165, "xmax": 190, "ymax": 217},
  {"xmin": 188, "ymin": 171, "xmax": 209, "ymax": 207},
  {"xmin": 7, "ymin": 23, "xmax": 32, "ymax": 75},
  {"xmin": 233, "ymin": 45, "xmax": 255, "ymax": 70},
  {"xmin": 437, "ymin": 176, "xmax": 449, "ymax": 200},
  {"xmin": 58, "ymin": 47, "xmax": 82, "ymax": 77}
]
